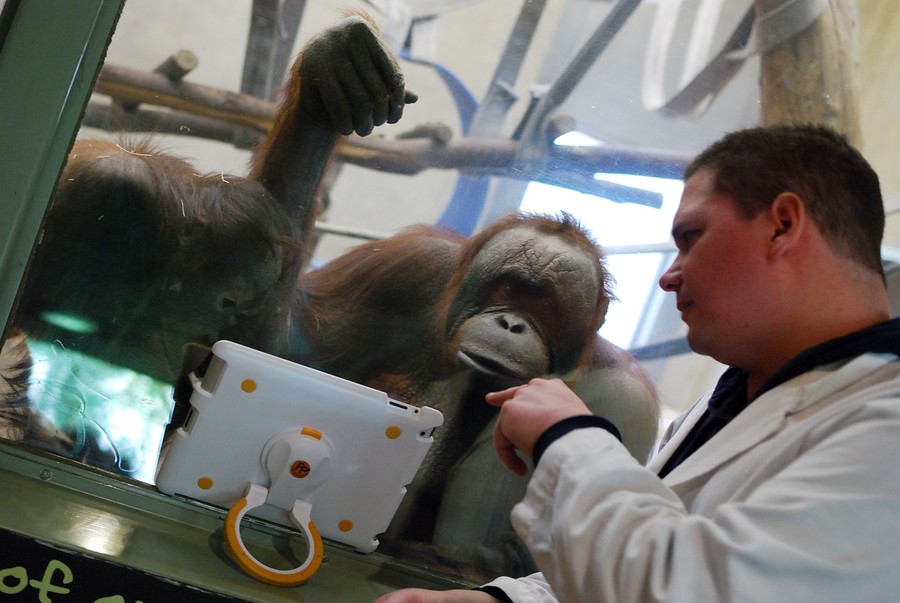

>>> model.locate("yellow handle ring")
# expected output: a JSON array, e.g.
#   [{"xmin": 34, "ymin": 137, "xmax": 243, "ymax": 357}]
[{"xmin": 224, "ymin": 483, "xmax": 324, "ymax": 586}]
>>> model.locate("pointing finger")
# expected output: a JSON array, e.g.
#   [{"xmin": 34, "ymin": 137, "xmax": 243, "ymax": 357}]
[{"xmin": 485, "ymin": 384, "xmax": 524, "ymax": 407}]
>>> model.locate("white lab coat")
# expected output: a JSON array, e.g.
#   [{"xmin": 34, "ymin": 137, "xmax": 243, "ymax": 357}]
[{"xmin": 484, "ymin": 352, "xmax": 900, "ymax": 602}]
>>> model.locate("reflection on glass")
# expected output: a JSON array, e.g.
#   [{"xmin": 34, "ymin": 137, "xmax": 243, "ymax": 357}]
[
  {"xmin": 520, "ymin": 135, "xmax": 683, "ymax": 350},
  {"xmin": 28, "ymin": 340, "xmax": 171, "ymax": 483}
]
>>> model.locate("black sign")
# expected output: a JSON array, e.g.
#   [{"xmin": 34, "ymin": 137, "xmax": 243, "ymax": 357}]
[{"xmin": 0, "ymin": 527, "xmax": 244, "ymax": 602}]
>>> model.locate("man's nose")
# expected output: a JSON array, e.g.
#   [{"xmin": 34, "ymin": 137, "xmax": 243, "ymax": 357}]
[{"xmin": 659, "ymin": 261, "xmax": 681, "ymax": 292}]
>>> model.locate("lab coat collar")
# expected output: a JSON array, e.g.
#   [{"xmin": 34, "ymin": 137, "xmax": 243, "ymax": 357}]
[
  {"xmin": 653, "ymin": 353, "xmax": 899, "ymax": 488},
  {"xmin": 648, "ymin": 317, "xmax": 900, "ymax": 486}
]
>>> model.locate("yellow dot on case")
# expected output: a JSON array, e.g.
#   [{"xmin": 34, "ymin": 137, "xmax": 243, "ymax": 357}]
[
  {"xmin": 197, "ymin": 477, "xmax": 214, "ymax": 490},
  {"xmin": 338, "ymin": 520, "xmax": 353, "ymax": 532},
  {"xmin": 240, "ymin": 379, "xmax": 257, "ymax": 393},
  {"xmin": 301, "ymin": 426, "xmax": 323, "ymax": 440},
  {"xmin": 385, "ymin": 425, "xmax": 401, "ymax": 439}
]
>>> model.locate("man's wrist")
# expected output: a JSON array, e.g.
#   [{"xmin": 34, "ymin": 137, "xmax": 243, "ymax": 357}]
[
  {"xmin": 532, "ymin": 415, "xmax": 622, "ymax": 466},
  {"xmin": 473, "ymin": 585, "xmax": 513, "ymax": 602}
]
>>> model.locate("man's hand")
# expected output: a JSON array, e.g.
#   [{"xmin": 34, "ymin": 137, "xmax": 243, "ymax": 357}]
[
  {"xmin": 298, "ymin": 14, "xmax": 417, "ymax": 136},
  {"xmin": 486, "ymin": 378, "xmax": 592, "ymax": 475}
]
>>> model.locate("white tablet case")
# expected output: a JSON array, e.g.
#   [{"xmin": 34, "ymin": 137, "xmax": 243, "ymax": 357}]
[{"xmin": 156, "ymin": 340, "xmax": 443, "ymax": 557}]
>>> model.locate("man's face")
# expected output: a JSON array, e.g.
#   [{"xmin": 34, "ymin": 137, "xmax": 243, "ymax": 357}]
[{"xmin": 658, "ymin": 168, "xmax": 775, "ymax": 366}]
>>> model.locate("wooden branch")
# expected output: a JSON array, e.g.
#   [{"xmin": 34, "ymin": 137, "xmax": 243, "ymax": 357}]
[
  {"xmin": 341, "ymin": 135, "xmax": 688, "ymax": 180},
  {"xmin": 115, "ymin": 51, "xmax": 199, "ymax": 113},
  {"xmin": 758, "ymin": 0, "xmax": 861, "ymax": 144},
  {"xmin": 87, "ymin": 61, "xmax": 691, "ymax": 203},
  {"xmin": 154, "ymin": 50, "xmax": 199, "ymax": 82},
  {"xmin": 82, "ymin": 102, "xmax": 263, "ymax": 148},
  {"xmin": 339, "ymin": 135, "xmax": 686, "ymax": 206},
  {"xmin": 95, "ymin": 63, "xmax": 276, "ymax": 132}
]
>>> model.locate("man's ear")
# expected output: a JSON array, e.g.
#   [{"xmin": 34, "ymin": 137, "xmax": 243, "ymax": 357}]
[{"xmin": 767, "ymin": 192, "xmax": 806, "ymax": 254}]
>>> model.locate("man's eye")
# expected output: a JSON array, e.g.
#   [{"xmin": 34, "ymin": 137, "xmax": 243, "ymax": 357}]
[{"xmin": 679, "ymin": 230, "xmax": 700, "ymax": 249}]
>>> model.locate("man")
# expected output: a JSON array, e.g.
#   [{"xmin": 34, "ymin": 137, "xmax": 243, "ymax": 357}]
[{"xmin": 375, "ymin": 124, "xmax": 900, "ymax": 602}]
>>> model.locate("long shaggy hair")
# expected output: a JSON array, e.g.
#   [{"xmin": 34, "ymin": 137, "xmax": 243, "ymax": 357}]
[
  {"xmin": 0, "ymin": 327, "xmax": 33, "ymax": 440},
  {"xmin": 0, "ymin": 328, "xmax": 70, "ymax": 447}
]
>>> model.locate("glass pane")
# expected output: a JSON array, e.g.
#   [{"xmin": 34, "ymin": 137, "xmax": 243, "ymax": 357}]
[{"xmin": 2, "ymin": 0, "xmax": 897, "ymax": 586}]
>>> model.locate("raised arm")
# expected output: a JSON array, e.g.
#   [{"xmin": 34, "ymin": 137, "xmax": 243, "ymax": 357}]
[{"xmin": 250, "ymin": 14, "xmax": 416, "ymax": 236}]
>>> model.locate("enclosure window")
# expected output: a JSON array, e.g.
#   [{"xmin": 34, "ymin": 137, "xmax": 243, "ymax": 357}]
[{"xmin": 520, "ymin": 133, "xmax": 682, "ymax": 350}]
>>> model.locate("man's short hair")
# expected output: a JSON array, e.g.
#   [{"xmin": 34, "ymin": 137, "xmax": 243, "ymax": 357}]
[{"xmin": 685, "ymin": 124, "xmax": 884, "ymax": 275}]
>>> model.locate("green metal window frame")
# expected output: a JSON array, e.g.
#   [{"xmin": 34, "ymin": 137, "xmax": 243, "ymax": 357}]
[{"xmin": 0, "ymin": 0, "xmax": 125, "ymax": 330}]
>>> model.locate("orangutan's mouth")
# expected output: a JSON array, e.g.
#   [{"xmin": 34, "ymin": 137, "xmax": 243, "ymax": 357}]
[{"xmin": 456, "ymin": 350, "xmax": 529, "ymax": 386}]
